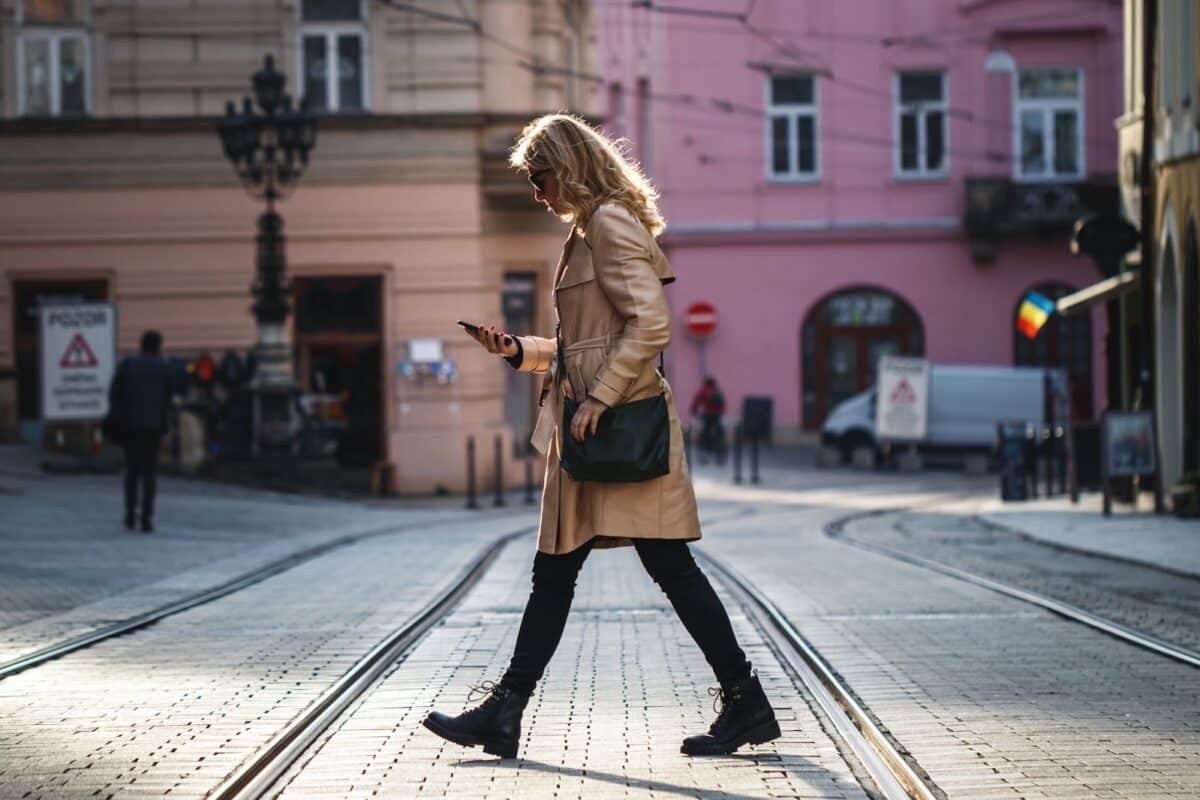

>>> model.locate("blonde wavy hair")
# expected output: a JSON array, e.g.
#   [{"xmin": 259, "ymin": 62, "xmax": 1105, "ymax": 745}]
[{"xmin": 509, "ymin": 113, "xmax": 666, "ymax": 237}]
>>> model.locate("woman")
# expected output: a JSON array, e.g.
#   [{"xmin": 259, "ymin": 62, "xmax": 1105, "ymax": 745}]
[{"xmin": 422, "ymin": 114, "xmax": 778, "ymax": 759}]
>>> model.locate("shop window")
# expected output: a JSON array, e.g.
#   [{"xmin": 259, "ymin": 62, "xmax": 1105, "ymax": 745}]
[
  {"xmin": 1012, "ymin": 282, "xmax": 1092, "ymax": 420},
  {"xmin": 801, "ymin": 287, "xmax": 924, "ymax": 429}
]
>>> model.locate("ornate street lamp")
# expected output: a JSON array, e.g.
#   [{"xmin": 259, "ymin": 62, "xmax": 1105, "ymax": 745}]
[{"xmin": 217, "ymin": 55, "xmax": 317, "ymax": 455}]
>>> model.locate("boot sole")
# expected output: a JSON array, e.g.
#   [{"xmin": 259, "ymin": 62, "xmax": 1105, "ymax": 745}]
[
  {"xmin": 681, "ymin": 718, "xmax": 782, "ymax": 756},
  {"xmin": 421, "ymin": 715, "xmax": 519, "ymax": 759}
]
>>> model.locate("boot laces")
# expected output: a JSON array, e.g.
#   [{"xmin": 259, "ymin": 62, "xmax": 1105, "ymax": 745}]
[
  {"xmin": 466, "ymin": 680, "xmax": 506, "ymax": 709},
  {"xmin": 707, "ymin": 685, "xmax": 742, "ymax": 734}
]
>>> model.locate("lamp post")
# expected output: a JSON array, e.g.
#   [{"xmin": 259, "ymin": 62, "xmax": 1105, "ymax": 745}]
[{"xmin": 217, "ymin": 55, "xmax": 317, "ymax": 456}]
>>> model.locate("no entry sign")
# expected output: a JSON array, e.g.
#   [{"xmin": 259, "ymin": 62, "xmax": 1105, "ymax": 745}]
[
  {"xmin": 685, "ymin": 300, "xmax": 718, "ymax": 338},
  {"xmin": 40, "ymin": 303, "xmax": 117, "ymax": 421}
]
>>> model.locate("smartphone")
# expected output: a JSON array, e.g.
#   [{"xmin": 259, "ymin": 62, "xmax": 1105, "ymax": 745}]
[{"xmin": 456, "ymin": 320, "xmax": 481, "ymax": 336}]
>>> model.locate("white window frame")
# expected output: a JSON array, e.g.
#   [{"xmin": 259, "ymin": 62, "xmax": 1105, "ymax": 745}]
[
  {"xmin": 893, "ymin": 71, "xmax": 949, "ymax": 181},
  {"xmin": 1013, "ymin": 67, "xmax": 1085, "ymax": 183},
  {"xmin": 765, "ymin": 73, "xmax": 820, "ymax": 183},
  {"xmin": 297, "ymin": 0, "xmax": 369, "ymax": 113},
  {"xmin": 16, "ymin": 29, "xmax": 92, "ymax": 116}
]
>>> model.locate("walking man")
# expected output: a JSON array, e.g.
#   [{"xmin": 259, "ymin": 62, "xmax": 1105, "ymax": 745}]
[{"xmin": 107, "ymin": 330, "xmax": 178, "ymax": 532}]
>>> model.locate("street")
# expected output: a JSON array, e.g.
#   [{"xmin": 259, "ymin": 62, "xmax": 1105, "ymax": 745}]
[{"xmin": 1, "ymin": 446, "xmax": 1197, "ymax": 799}]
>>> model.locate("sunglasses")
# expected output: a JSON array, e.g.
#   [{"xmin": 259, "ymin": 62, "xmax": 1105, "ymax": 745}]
[{"xmin": 528, "ymin": 169, "xmax": 552, "ymax": 193}]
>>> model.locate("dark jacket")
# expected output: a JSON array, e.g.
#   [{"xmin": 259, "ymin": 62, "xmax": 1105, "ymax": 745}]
[{"xmin": 109, "ymin": 354, "xmax": 180, "ymax": 434}]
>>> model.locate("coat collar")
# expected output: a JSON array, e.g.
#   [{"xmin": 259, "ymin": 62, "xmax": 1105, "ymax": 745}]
[{"xmin": 553, "ymin": 225, "xmax": 582, "ymax": 289}]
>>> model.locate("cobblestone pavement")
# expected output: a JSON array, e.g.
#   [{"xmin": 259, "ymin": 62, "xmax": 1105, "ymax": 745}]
[
  {"xmin": 700, "ymin": 506, "xmax": 1200, "ymax": 800},
  {"xmin": 843, "ymin": 507, "xmax": 1200, "ymax": 652},
  {"xmin": 0, "ymin": 442, "xmax": 531, "ymax": 664},
  {"xmin": 276, "ymin": 532, "xmax": 870, "ymax": 800},
  {"xmin": 0, "ymin": 515, "xmax": 533, "ymax": 799}
]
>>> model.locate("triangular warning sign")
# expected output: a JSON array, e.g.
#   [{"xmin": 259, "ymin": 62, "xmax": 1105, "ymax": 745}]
[
  {"xmin": 889, "ymin": 378, "xmax": 917, "ymax": 404},
  {"xmin": 60, "ymin": 333, "xmax": 98, "ymax": 369}
]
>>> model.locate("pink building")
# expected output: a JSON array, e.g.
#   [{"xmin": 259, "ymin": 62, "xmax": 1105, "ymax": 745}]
[{"xmin": 599, "ymin": 0, "xmax": 1123, "ymax": 442}]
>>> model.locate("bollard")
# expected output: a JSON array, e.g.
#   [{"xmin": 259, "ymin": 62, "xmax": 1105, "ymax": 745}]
[
  {"xmin": 749, "ymin": 435, "xmax": 760, "ymax": 484},
  {"xmin": 493, "ymin": 435, "xmax": 506, "ymax": 507},
  {"xmin": 465, "ymin": 436, "xmax": 479, "ymax": 510},
  {"xmin": 732, "ymin": 424, "xmax": 743, "ymax": 484},
  {"xmin": 1042, "ymin": 426, "xmax": 1053, "ymax": 498},
  {"xmin": 524, "ymin": 446, "xmax": 536, "ymax": 505}
]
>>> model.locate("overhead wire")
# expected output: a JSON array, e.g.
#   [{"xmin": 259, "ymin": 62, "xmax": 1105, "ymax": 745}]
[{"xmin": 369, "ymin": 0, "xmax": 1112, "ymax": 171}]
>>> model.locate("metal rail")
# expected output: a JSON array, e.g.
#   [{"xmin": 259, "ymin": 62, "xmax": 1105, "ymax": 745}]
[
  {"xmin": 830, "ymin": 523, "xmax": 1200, "ymax": 670},
  {"xmin": 211, "ymin": 527, "xmax": 530, "ymax": 800},
  {"xmin": 698, "ymin": 548, "xmax": 941, "ymax": 800},
  {"xmin": 0, "ymin": 514, "xmax": 527, "ymax": 681}
]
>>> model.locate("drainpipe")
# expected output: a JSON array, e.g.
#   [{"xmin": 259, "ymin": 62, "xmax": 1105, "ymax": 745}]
[{"xmin": 1138, "ymin": 0, "xmax": 1157, "ymax": 410}]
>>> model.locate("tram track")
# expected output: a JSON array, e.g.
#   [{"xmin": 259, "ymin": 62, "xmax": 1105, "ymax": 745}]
[
  {"xmin": 826, "ymin": 509, "xmax": 1200, "ymax": 670},
  {"xmin": 697, "ymin": 545, "xmax": 942, "ymax": 800},
  {"xmin": 212, "ymin": 505, "xmax": 942, "ymax": 800},
  {"xmin": 0, "ymin": 512, "xmax": 530, "ymax": 681}
]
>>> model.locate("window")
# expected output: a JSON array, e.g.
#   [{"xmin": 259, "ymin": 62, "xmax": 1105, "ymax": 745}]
[
  {"xmin": 895, "ymin": 71, "xmax": 947, "ymax": 178},
  {"xmin": 607, "ymin": 83, "xmax": 626, "ymax": 140},
  {"xmin": 767, "ymin": 74, "xmax": 818, "ymax": 180},
  {"xmin": 17, "ymin": 0, "xmax": 89, "ymax": 116},
  {"xmin": 636, "ymin": 77, "xmax": 653, "ymax": 176},
  {"xmin": 503, "ymin": 273, "xmax": 538, "ymax": 457},
  {"xmin": 300, "ymin": 0, "xmax": 366, "ymax": 112},
  {"xmin": 1015, "ymin": 67, "xmax": 1084, "ymax": 181}
]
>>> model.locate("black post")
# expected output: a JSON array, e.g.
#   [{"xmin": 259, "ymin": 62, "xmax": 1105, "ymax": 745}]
[
  {"xmin": 465, "ymin": 436, "xmax": 478, "ymax": 510},
  {"xmin": 733, "ymin": 423, "xmax": 743, "ymax": 484},
  {"xmin": 1025, "ymin": 424, "xmax": 1038, "ymax": 500},
  {"xmin": 1043, "ymin": 426, "xmax": 1053, "ymax": 498},
  {"xmin": 750, "ymin": 434, "xmax": 760, "ymax": 484},
  {"xmin": 493, "ymin": 434, "xmax": 506, "ymax": 507},
  {"xmin": 524, "ymin": 446, "xmax": 536, "ymax": 505}
]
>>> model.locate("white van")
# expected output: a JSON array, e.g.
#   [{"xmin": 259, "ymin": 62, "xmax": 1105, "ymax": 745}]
[{"xmin": 821, "ymin": 365, "xmax": 1049, "ymax": 461}]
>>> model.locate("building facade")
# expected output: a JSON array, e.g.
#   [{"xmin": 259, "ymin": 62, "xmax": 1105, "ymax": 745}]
[
  {"xmin": 0, "ymin": 0, "xmax": 598, "ymax": 492},
  {"xmin": 1117, "ymin": 0, "xmax": 1199, "ymax": 495},
  {"xmin": 599, "ymin": 0, "xmax": 1123, "ymax": 443}
]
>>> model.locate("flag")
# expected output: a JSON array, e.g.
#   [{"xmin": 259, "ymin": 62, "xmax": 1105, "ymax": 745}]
[{"xmin": 1017, "ymin": 291, "xmax": 1055, "ymax": 340}]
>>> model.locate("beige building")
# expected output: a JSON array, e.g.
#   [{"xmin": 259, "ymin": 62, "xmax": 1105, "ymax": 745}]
[
  {"xmin": 0, "ymin": 0, "xmax": 599, "ymax": 493},
  {"xmin": 1117, "ymin": 0, "xmax": 1199, "ymax": 496}
]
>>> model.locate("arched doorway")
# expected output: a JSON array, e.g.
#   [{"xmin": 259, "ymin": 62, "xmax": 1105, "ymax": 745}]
[
  {"xmin": 1012, "ymin": 282, "xmax": 1093, "ymax": 421},
  {"xmin": 1183, "ymin": 222, "xmax": 1199, "ymax": 473},
  {"xmin": 1158, "ymin": 216, "xmax": 1183, "ymax": 490},
  {"xmin": 801, "ymin": 287, "xmax": 925, "ymax": 429}
]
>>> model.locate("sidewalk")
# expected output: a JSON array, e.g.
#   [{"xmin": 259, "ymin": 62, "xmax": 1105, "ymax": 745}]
[{"xmin": 977, "ymin": 492, "xmax": 1200, "ymax": 577}]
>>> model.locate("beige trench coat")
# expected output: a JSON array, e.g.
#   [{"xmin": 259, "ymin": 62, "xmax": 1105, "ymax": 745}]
[{"xmin": 512, "ymin": 202, "xmax": 702, "ymax": 555}]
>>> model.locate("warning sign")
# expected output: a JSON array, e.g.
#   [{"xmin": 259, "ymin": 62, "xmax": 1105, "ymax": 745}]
[
  {"xmin": 889, "ymin": 378, "xmax": 917, "ymax": 405},
  {"xmin": 40, "ymin": 303, "xmax": 116, "ymax": 421},
  {"xmin": 60, "ymin": 333, "xmax": 99, "ymax": 369},
  {"xmin": 875, "ymin": 356, "xmax": 930, "ymax": 442}
]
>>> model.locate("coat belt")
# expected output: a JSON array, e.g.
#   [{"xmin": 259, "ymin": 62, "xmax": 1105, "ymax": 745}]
[{"xmin": 530, "ymin": 334, "xmax": 614, "ymax": 455}]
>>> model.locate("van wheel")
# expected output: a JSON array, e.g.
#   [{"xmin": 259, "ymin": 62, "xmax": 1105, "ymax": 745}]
[{"xmin": 839, "ymin": 430, "xmax": 875, "ymax": 463}]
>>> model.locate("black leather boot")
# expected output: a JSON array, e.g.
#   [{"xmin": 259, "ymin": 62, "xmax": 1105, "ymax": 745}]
[
  {"xmin": 681, "ymin": 672, "xmax": 781, "ymax": 756},
  {"xmin": 422, "ymin": 681, "xmax": 528, "ymax": 759}
]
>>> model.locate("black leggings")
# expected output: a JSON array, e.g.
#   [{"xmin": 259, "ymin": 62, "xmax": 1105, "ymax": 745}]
[{"xmin": 500, "ymin": 538, "xmax": 750, "ymax": 697}]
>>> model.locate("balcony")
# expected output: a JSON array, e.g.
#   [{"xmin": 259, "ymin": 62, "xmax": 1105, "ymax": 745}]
[{"xmin": 964, "ymin": 176, "xmax": 1119, "ymax": 263}]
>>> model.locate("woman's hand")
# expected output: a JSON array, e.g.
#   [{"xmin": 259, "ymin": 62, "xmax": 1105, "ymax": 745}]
[
  {"xmin": 570, "ymin": 397, "xmax": 609, "ymax": 442},
  {"xmin": 465, "ymin": 324, "xmax": 519, "ymax": 358}
]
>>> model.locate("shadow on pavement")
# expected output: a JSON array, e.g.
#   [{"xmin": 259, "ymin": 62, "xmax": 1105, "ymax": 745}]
[{"xmin": 455, "ymin": 754, "xmax": 843, "ymax": 799}]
